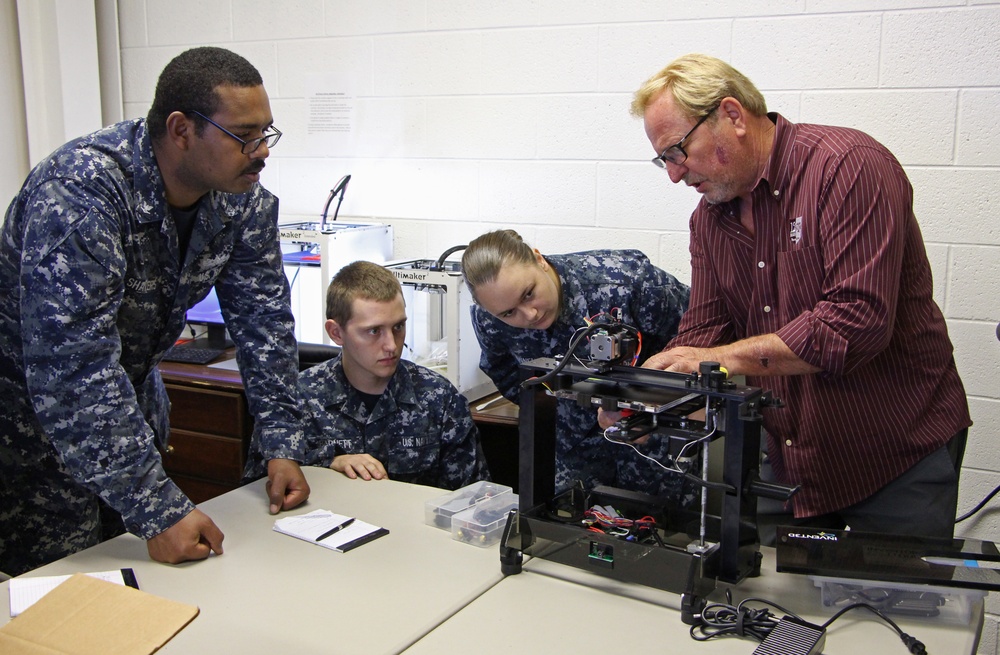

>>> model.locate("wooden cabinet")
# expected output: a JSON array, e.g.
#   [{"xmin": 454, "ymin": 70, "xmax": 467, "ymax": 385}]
[
  {"xmin": 158, "ymin": 356, "xmax": 252, "ymax": 503},
  {"xmin": 469, "ymin": 393, "xmax": 519, "ymax": 492}
]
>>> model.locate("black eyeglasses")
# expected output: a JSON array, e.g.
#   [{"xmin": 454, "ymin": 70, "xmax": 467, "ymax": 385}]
[
  {"xmin": 186, "ymin": 110, "xmax": 282, "ymax": 154},
  {"xmin": 651, "ymin": 105, "xmax": 718, "ymax": 168}
]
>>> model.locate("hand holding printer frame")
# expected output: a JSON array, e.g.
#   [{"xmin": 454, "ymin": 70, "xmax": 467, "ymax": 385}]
[
  {"xmin": 597, "ymin": 336, "xmax": 820, "ymax": 430},
  {"xmin": 644, "ymin": 335, "xmax": 821, "ymax": 378}
]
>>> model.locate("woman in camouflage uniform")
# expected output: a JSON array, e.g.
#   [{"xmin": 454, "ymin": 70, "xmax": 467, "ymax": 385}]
[{"xmin": 462, "ymin": 229, "xmax": 693, "ymax": 503}]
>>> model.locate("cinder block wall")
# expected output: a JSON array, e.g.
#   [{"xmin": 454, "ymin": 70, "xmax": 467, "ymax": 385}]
[{"xmin": 117, "ymin": 2, "xmax": 1000, "ymax": 650}]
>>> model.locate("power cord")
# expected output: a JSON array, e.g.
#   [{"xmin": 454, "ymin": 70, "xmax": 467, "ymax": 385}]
[
  {"xmin": 956, "ymin": 482, "xmax": 1000, "ymax": 523},
  {"xmin": 819, "ymin": 603, "xmax": 927, "ymax": 655},
  {"xmin": 689, "ymin": 590, "xmax": 928, "ymax": 654},
  {"xmin": 690, "ymin": 592, "xmax": 795, "ymax": 643},
  {"xmin": 176, "ymin": 325, "xmax": 208, "ymax": 344}
]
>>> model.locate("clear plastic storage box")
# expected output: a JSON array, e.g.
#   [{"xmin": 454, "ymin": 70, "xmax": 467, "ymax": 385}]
[
  {"xmin": 424, "ymin": 481, "xmax": 512, "ymax": 531},
  {"xmin": 451, "ymin": 493, "xmax": 519, "ymax": 547},
  {"xmin": 811, "ymin": 575, "xmax": 986, "ymax": 625}
]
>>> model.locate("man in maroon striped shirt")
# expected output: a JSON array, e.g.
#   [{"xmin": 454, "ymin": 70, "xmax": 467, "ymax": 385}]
[{"xmin": 627, "ymin": 53, "xmax": 970, "ymax": 543}]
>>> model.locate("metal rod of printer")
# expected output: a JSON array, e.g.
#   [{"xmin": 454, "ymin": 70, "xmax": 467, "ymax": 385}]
[{"xmin": 700, "ymin": 436, "xmax": 709, "ymax": 548}]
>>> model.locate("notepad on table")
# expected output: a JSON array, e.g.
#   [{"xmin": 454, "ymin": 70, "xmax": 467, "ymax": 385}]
[
  {"xmin": 8, "ymin": 568, "xmax": 139, "ymax": 617},
  {"xmin": 273, "ymin": 509, "xmax": 389, "ymax": 552}
]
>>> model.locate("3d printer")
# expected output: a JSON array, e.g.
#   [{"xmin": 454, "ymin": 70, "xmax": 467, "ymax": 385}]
[
  {"xmin": 499, "ymin": 320, "xmax": 797, "ymax": 622},
  {"xmin": 384, "ymin": 253, "xmax": 495, "ymax": 400}
]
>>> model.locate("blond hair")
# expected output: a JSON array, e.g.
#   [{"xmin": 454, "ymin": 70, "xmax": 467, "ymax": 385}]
[{"xmin": 630, "ymin": 53, "xmax": 767, "ymax": 120}]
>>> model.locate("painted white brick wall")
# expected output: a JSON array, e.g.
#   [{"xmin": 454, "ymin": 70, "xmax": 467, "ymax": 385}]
[{"xmin": 118, "ymin": 2, "xmax": 1000, "ymax": 649}]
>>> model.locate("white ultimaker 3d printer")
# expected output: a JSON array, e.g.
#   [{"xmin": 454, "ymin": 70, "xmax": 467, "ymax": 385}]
[
  {"xmin": 384, "ymin": 251, "xmax": 495, "ymax": 401},
  {"xmin": 279, "ymin": 174, "xmax": 394, "ymax": 346},
  {"xmin": 280, "ymin": 221, "xmax": 393, "ymax": 345}
]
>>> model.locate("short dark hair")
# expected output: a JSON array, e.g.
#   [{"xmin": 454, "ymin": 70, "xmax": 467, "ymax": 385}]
[
  {"xmin": 147, "ymin": 47, "xmax": 263, "ymax": 141},
  {"xmin": 326, "ymin": 261, "xmax": 403, "ymax": 324}
]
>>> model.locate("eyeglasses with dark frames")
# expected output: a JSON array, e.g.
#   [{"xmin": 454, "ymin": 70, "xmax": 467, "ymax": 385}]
[
  {"xmin": 186, "ymin": 110, "xmax": 282, "ymax": 154},
  {"xmin": 651, "ymin": 105, "xmax": 718, "ymax": 169}
]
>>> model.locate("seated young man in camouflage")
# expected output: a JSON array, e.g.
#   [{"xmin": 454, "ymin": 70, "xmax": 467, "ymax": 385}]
[{"xmin": 296, "ymin": 261, "xmax": 490, "ymax": 490}]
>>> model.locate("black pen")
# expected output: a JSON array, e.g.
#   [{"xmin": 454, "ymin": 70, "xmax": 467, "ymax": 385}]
[{"xmin": 315, "ymin": 518, "xmax": 355, "ymax": 542}]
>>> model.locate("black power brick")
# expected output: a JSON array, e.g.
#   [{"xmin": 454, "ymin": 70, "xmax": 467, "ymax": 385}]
[{"xmin": 752, "ymin": 616, "xmax": 826, "ymax": 655}]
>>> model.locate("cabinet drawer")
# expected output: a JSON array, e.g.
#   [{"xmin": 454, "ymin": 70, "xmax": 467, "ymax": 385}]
[
  {"xmin": 162, "ymin": 429, "xmax": 246, "ymax": 484},
  {"xmin": 166, "ymin": 384, "xmax": 249, "ymax": 439}
]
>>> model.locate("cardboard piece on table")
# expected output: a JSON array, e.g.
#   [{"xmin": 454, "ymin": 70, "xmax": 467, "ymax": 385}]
[{"xmin": 0, "ymin": 573, "xmax": 199, "ymax": 654}]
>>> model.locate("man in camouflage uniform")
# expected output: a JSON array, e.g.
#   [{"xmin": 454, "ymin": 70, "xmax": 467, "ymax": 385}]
[
  {"xmin": 0, "ymin": 47, "xmax": 310, "ymax": 577},
  {"xmin": 468, "ymin": 247, "xmax": 692, "ymax": 501},
  {"xmin": 254, "ymin": 261, "xmax": 489, "ymax": 490}
]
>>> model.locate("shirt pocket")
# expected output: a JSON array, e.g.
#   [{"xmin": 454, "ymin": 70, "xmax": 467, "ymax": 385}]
[{"xmin": 776, "ymin": 246, "xmax": 823, "ymax": 324}]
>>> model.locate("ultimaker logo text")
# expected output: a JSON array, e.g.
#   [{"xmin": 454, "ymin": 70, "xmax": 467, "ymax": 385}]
[{"xmin": 391, "ymin": 270, "xmax": 429, "ymax": 282}]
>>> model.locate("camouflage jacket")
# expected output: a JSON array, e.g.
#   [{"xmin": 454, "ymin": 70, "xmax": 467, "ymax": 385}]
[
  {"xmin": 292, "ymin": 356, "xmax": 490, "ymax": 490},
  {"xmin": 470, "ymin": 250, "xmax": 690, "ymax": 491},
  {"xmin": 0, "ymin": 119, "xmax": 303, "ymax": 539}
]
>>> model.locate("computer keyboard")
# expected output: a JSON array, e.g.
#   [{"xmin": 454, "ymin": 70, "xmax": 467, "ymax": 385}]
[{"xmin": 162, "ymin": 345, "xmax": 226, "ymax": 365}]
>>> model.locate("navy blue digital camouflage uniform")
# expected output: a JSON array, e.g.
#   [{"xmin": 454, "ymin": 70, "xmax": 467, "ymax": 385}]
[
  {"xmin": 0, "ymin": 119, "xmax": 304, "ymax": 576},
  {"xmin": 471, "ymin": 250, "xmax": 693, "ymax": 501},
  {"xmin": 266, "ymin": 356, "xmax": 489, "ymax": 490}
]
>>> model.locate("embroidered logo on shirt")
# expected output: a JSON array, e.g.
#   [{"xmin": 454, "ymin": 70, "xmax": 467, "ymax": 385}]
[{"xmin": 789, "ymin": 216, "xmax": 803, "ymax": 245}]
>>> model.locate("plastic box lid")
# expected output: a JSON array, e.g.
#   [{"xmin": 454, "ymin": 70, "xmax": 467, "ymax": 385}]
[
  {"xmin": 451, "ymin": 494, "xmax": 519, "ymax": 547},
  {"xmin": 810, "ymin": 575, "xmax": 986, "ymax": 625},
  {"xmin": 424, "ymin": 481, "xmax": 512, "ymax": 531}
]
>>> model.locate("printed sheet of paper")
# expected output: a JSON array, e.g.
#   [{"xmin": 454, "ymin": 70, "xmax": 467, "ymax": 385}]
[{"xmin": 9, "ymin": 569, "xmax": 135, "ymax": 617}]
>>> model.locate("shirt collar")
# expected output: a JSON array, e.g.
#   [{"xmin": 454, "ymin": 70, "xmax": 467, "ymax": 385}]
[
  {"xmin": 546, "ymin": 255, "xmax": 579, "ymax": 326},
  {"xmin": 132, "ymin": 119, "xmax": 170, "ymax": 225},
  {"xmin": 759, "ymin": 112, "xmax": 795, "ymax": 201},
  {"xmin": 317, "ymin": 356, "xmax": 419, "ymax": 411},
  {"xmin": 134, "ymin": 118, "xmax": 232, "ymax": 233}
]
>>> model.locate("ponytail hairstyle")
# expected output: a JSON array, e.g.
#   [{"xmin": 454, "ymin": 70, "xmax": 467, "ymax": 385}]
[{"xmin": 461, "ymin": 229, "xmax": 537, "ymax": 304}]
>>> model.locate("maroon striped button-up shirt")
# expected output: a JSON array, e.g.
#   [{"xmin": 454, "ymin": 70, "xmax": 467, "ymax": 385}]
[{"xmin": 670, "ymin": 113, "xmax": 970, "ymax": 517}]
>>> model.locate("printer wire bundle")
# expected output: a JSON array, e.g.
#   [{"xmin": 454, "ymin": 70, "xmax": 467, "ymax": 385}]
[{"xmin": 581, "ymin": 506, "xmax": 664, "ymax": 546}]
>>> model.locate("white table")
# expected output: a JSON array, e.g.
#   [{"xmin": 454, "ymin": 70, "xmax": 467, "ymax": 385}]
[
  {"xmin": 1, "ymin": 468, "xmax": 504, "ymax": 654},
  {"xmin": 3, "ymin": 469, "xmax": 984, "ymax": 654},
  {"xmin": 402, "ymin": 549, "xmax": 984, "ymax": 654}
]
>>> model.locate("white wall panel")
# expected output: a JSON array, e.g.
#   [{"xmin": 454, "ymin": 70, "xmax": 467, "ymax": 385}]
[
  {"xmin": 801, "ymin": 91, "xmax": 957, "ymax": 166},
  {"xmin": 0, "ymin": 0, "xmax": 29, "ymax": 209},
  {"xmin": 957, "ymin": 90, "xmax": 1000, "ymax": 166},
  {"xmin": 145, "ymin": 0, "xmax": 232, "ymax": 46},
  {"xmin": 882, "ymin": 8, "xmax": 1000, "ymax": 87},
  {"xmin": 17, "ymin": 0, "xmax": 102, "ymax": 166},
  {"xmin": 732, "ymin": 14, "xmax": 882, "ymax": 90}
]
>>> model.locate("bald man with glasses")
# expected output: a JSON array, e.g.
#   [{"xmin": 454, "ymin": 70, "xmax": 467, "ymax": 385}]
[{"xmin": 0, "ymin": 47, "xmax": 310, "ymax": 576}]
